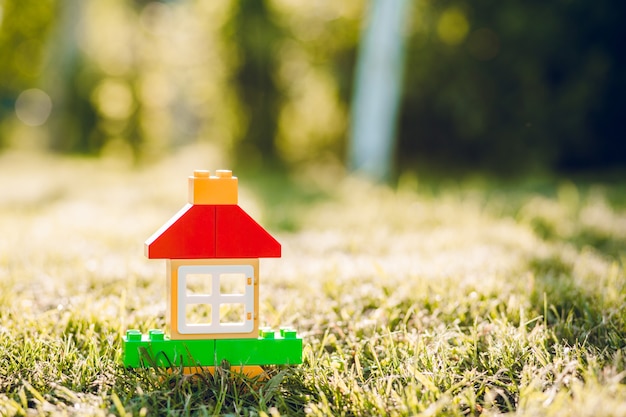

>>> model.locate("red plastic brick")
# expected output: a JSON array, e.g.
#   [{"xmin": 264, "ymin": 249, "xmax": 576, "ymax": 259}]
[
  {"xmin": 215, "ymin": 205, "xmax": 281, "ymax": 258},
  {"xmin": 145, "ymin": 204, "xmax": 216, "ymax": 259}
]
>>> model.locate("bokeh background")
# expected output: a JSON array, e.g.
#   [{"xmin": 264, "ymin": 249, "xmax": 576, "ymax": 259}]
[{"xmin": 1, "ymin": 0, "xmax": 625, "ymax": 179}]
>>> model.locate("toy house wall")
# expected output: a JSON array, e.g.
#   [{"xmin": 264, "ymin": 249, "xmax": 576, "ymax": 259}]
[{"xmin": 166, "ymin": 258, "xmax": 260, "ymax": 340}]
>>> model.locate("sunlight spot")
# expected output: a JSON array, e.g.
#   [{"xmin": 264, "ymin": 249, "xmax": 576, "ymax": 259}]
[
  {"xmin": 139, "ymin": 72, "xmax": 173, "ymax": 108},
  {"xmin": 15, "ymin": 89, "xmax": 53, "ymax": 126},
  {"xmin": 92, "ymin": 79, "xmax": 134, "ymax": 120},
  {"xmin": 437, "ymin": 7, "xmax": 469, "ymax": 46}
]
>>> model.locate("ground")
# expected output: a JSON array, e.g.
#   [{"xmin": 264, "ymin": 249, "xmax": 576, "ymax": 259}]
[{"xmin": 0, "ymin": 146, "xmax": 625, "ymax": 416}]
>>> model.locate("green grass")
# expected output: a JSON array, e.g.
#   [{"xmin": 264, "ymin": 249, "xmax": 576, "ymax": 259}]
[{"xmin": 0, "ymin": 147, "xmax": 625, "ymax": 416}]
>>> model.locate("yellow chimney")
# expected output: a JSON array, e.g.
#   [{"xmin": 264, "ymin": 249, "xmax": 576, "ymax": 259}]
[{"xmin": 188, "ymin": 169, "xmax": 238, "ymax": 205}]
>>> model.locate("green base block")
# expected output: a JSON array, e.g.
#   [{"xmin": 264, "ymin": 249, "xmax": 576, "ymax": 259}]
[{"xmin": 122, "ymin": 328, "xmax": 302, "ymax": 368}]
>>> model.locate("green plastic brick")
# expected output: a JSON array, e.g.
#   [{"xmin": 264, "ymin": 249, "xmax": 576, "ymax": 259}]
[
  {"xmin": 123, "ymin": 329, "xmax": 302, "ymax": 368},
  {"xmin": 122, "ymin": 329, "xmax": 215, "ymax": 368},
  {"xmin": 215, "ymin": 334, "xmax": 302, "ymax": 366}
]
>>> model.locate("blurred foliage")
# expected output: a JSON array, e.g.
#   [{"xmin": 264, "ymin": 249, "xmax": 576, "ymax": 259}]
[
  {"xmin": 0, "ymin": 0, "xmax": 56, "ymax": 125},
  {"xmin": 0, "ymin": 0, "xmax": 624, "ymax": 175},
  {"xmin": 400, "ymin": 0, "xmax": 626, "ymax": 175},
  {"xmin": 226, "ymin": 0, "xmax": 284, "ymax": 166},
  {"xmin": 0, "ymin": 0, "xmax": 55, "ymax": 94}
]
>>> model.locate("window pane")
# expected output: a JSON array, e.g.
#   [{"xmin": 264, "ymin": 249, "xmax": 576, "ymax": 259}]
[
  {"xmin": 219, "ymin": 273, "xmax": 246, "ymax": 295},
  {"xmin": 219, "ymin": 303, "xmax": 245, "ymax": 324},
  {"xmin": 186, "ymin": 304, "xmax": 212, "ymax": 324},
  {"xmin": 186, "ymin": 273, "xmax": 212, "ymax": 295}
]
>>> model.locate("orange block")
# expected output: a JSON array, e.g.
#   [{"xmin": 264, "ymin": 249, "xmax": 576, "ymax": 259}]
[{"xmin": 188, "ymin": 170, "xmax": 238, "ymax": 205}]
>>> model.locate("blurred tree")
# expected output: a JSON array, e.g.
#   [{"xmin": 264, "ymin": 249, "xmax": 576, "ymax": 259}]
[
  {"xmin": 398, "ymin": 0, "xmax": 626, "ymax": 176},
  {"xmin": 2, "ymin": 0, "xmax": 624, "ymax": 177},
  {"xmin": 44, "ymin": 0, "xmax": 103, "ymax": 154},
  {"xmin": 348, "ymin": 0, "xmax": 410, "ymax": 181},
  {"xmin": 271, "ymin": 2, "xmax": 361, "ymax": 167},
  {"xmin": 0, "ymin": 0, "xmax": 57, "ymax": 147},
  {"xmin": 226, "ymin": 0, "xmax": 285, "ymax": 167}
]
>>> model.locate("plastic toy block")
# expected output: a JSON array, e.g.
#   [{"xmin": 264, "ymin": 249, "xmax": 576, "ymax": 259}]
[
  {"xmin": 167, "ymin": 258, "xmax": 260, "ymax": 341},
  {"xmin": 188, "ymin": 170, "xmax": 238, "ymax": 205},
  {"xmin": 280, "ymin": 328, "xmax": 298, "ymax": 338},
  {"xmin": 215, "ymin": 329, "xmax": 302, "ymax": 366},
  {"xmin": 123, "ymin": 329, "xmax": 216, "ymax": 368},
  {"xmin": 123, "ymin": 329, "xmax": 302, "ymax": 368},
  {"xmin": 181, "ymin": 366, "xmax": 266, "ymax": 378},
  {"xmin": 144, "ymin": 196, "xmax": 280, "ymax": 260},
  {"xmin": 145, "ymin": 205, "xmax": 216, "ymax": 259},
  {"xmin": 215, "ymin": 205, "xmax": 281, "ymax": 258}
]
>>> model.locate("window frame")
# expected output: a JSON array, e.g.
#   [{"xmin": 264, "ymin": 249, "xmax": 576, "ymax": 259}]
[{"xmin": 177, "ymin": 264, "xmax": 255, "ymax": 334}]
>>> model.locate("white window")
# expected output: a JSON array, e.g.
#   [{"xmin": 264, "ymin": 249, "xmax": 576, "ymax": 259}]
[{"xmin": 178, "ymin": 265, "xmax": 255, "ymax": 334}]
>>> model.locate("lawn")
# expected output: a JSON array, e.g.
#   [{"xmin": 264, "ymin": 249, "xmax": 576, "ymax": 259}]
[{"xmin": 0, "ymin": 147, "xmax": 625, "ymax": 416}]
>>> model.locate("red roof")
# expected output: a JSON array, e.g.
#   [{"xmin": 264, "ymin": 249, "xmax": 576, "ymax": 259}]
[{"xmin": 145, "ymin": 204, "xmax": 281, "ymax": 259}]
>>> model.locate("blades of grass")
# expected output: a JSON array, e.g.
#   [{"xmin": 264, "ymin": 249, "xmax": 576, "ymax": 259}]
[{"xmin": 110, "ymin": 392, "xmax": 128, "ymax": 417}]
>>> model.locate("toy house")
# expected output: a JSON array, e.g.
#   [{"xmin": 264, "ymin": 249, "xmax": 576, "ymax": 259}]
[{"xmin": 123, "ymin": 170, "xmax": 302, "ymax": 373}]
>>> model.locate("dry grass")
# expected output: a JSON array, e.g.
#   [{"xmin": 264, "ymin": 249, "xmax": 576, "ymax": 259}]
[{"xmin": 0, "ymin": 146, "xmax": 625, "ymax": 416}]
